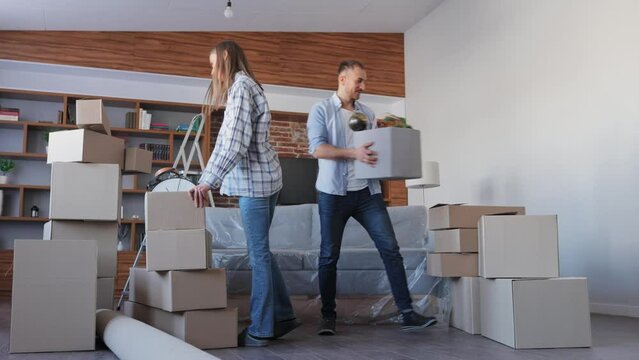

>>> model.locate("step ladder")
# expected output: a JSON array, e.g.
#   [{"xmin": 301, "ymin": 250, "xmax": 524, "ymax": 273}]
[{"xmin": 116, "ymin": 112, "xmax": 211, "ymax": 310}]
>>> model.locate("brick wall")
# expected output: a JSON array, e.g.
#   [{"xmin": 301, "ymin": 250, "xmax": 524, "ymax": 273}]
[
  {"xmin": 208, "ymin": 111, "xmax": 407, "ymax": 208},
  {"xmin": 209, "ymin": 111, "xmax": 310, "ymax": 208}
]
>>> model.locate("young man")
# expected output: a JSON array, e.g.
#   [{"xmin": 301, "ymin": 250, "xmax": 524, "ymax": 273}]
[{"xmin": 306, "ymin": 60, "xmax": 437, "ymax": 335}]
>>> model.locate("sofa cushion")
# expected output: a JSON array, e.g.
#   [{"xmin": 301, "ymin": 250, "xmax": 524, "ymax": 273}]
[
  {"xmin": 224, "ymin": 269, "xmax": 435, "ymax": 296},
  {"xmin": 211, "ymin": 249, "xmax": 305, "ymax": 271},
  {"xmin": 311, "ymin": 205, "xmax": 427, "ymax": 249},
  {"xmin": 302, "ymin": 248, "xmax": 427, "ymax": 271},
  {"xmin": 206, "ymin": 204, "xmax": 314, "ymax": 249}
]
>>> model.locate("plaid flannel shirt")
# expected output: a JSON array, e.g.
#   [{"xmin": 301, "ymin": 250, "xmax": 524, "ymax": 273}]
[{"xmin": 199, "ymin": 72, "xmax": 282, "ymax": 197}]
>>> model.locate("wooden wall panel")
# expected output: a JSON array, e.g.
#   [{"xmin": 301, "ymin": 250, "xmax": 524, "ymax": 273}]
[
  {"xmin": 115, "ymin": 251, "xmax": 146, "ymax": 300},
  {"xmin": 0, "ymin": 31, "xmax": 404, "ymax": 97},
  {"xmin": 0, "ymin": 250, "xmax": 12, "ymax": 298}
]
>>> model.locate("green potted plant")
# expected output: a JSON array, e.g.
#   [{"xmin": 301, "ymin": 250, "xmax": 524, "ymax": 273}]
[
  {"xmin": 42, "ymin": 129, "xmax": 58, "ymax": 153},
  {"xmin": 0, "ymin": 158, "xmax": 16, "ymax": 184}
]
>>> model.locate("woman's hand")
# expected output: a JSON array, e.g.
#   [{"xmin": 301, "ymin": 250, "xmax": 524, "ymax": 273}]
[{"xmin": 188, "ymin": 183, "xmax": 211, "ymax": 208}]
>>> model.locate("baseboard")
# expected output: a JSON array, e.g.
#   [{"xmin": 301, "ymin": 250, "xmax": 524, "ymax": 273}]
[{"xmin": 590, "ymin": 302, "xmax": 639, "ymax": 318}]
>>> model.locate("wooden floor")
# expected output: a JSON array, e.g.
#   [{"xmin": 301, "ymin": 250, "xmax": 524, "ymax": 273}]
[{"xmin": 1, "ymin": 299, "xmax": 638, "ymax": 359}]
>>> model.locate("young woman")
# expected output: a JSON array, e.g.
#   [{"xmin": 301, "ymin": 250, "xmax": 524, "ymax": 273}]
[{"xmin": 188, "ymin": 40, "xmax": 300, "ymax": 347}]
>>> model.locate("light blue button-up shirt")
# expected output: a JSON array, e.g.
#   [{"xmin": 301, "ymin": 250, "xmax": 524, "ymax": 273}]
[{"xmin": 307, "ymin": 93, "xmax": 382, "ymax": 196}]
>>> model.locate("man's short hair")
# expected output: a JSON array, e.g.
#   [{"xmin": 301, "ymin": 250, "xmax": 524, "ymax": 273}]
[{"xmin": 338, "ymin": 60, "xmax": 365, "ymax": 75}]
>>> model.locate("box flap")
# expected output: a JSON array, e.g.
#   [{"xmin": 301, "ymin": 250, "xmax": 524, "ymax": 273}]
[{"xmin": 430, "ymin": 203, "xmax": 465, "ymax": 209}]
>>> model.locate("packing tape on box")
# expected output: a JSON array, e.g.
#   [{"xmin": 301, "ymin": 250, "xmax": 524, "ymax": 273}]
[{"xmin": 96, "ymin": 309, "xmax": 220, "ymax": 360}]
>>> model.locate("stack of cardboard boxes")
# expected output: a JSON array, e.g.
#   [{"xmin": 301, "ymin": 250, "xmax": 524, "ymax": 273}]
[
  {"xmin": 426, "ymin": 204, "xmax": 592, "ymax": 349},
  {"xmin": 123, "ymin": 191, "xmax": 238, "ymax": 349},
  {"xmin": 10, "ymin": 99, "xmax": 153, "ymax": 353},
  {"xmin": 478, "ymin": 214, "xmax": 591, "ymax": 349},
  {"xmin": 43, "ymin": 99, "xmax": 152, "ymax": 310},
  {"xmin": 426, "ymin": 204, "xmax": 525, "ymax": 335},
  {"xmin": 10, "ymin": 99, "xmax": 125, "ymax": 353}
]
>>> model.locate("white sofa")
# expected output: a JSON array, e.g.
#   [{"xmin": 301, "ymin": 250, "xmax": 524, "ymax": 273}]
[{"xmin": 206, "ymin": 204, "xmax": 438, "ymax": 297}]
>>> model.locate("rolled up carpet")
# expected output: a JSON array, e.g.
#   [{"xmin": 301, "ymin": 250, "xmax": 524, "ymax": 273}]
[{"xmin": 96, "ymin": 309, "xmax": 220, "ymax": 360}]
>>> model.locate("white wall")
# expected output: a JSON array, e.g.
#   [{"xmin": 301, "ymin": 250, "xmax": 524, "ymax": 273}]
[
  {"xmin": 0, "ymin": 60, "xmax": 404, "ymax": 116},
  {"xmin": 406, "ymin": 0, "xmax": 639, "ymax": 317}
]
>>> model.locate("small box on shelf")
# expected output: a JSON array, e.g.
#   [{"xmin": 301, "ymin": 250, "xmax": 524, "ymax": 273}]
[
  {"xmin": 76, "ymin": 99, "xmax": 111, "ymax": 136},
  {"xmin": 124, "ymin": 147, "xmax": 153, "ymax": 174}
]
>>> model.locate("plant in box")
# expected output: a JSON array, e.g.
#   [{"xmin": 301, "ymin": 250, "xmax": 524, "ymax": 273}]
[
  {"xmin": 376, "ymin": 113, "xmax": 412, "ymax": 129},
  {"xmin": 0, "ymin": 158, "xmax": 15, "ymax": 184}
]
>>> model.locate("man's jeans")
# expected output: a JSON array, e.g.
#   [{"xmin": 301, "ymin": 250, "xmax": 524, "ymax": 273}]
[
  {"xmin": 317, "ymin": 188, "xmax": 413, "ymax": 319},
  {"xmin": 239, "ymin": 192, "xmax": 295, "ymax": 337}
]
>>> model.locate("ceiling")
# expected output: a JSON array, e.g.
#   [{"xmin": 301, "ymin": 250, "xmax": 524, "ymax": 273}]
[{"xmin": 0, "ymin": 0, "xmax": 444, "ymax": 33}]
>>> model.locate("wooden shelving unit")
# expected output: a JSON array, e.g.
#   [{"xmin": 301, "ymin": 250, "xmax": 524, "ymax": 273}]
[
  {"xmin": 0, "ymin": 87, "xmax": 213, "ymax": 252},
  {"xmin": 0, "ymin": 216, "xmax": 49, "ymax": 222}
]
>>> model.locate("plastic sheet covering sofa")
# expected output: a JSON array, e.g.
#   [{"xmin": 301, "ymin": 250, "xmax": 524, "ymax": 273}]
[{"xmin": 206, "ymin": 204, "xmax": 450, "ymax": 324}]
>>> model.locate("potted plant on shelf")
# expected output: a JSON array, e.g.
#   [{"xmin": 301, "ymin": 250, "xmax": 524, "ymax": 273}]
[
  {"xmin": 0, "ymin": 158, "xmax": 16, "ymax": 184},
  {"xmin": 42, "ymin": 129, "xmax": 58, "ymax": 153}
]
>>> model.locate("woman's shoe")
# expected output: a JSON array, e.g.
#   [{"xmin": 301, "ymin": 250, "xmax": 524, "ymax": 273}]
[
  {"xmin": 238, "ymin": 328, "xmax": 270, "ymax": 347},
  {"xmin": 273, "ymin": 318, "xmax": 302, "ymax": 338}
]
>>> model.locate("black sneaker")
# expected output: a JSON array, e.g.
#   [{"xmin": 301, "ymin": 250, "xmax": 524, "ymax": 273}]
[
  {"xmin": 273, "ymin": 318, "xmax": 302, "ymax": 339},
  {"xmin": 399, "ymin": 311, "xmax": 437, "ymax": 331},
  {"xmin": 317, "ymin": 317, "xmax": 336, "ymax": 336}
]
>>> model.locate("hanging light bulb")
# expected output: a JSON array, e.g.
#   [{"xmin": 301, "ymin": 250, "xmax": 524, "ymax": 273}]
[{"xmin": 224, "ymin": 1, "xmax": 233, "ymax": 18}]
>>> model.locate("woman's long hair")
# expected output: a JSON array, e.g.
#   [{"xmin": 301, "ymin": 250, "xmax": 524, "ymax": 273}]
[{"xmin": 203, "ymin": 40, "xmax": 260, "ymax": 115}]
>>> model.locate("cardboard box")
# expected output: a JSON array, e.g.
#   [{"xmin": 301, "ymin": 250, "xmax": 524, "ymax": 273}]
[
  {"xmin": 129, "ymin": 267, "xmax": 227, "ymax": 312},
  {"xmin": 50, "ymin": 163, "xmax": 122, "ymax": 221},
  {"xmin": 123, "ymin": 301, "xmax": 237, "ymax": 349},
  {"xmin": 431, "ymin": 229, "xmax": 478, "ymax": 253},
  {"xmin": 124, "ymin": 147, "xmax": 153, "ymax": 174},
  {"xmin": 10, "ymin": 240, "xmax": 97, "ymax": 353},
  {"xmin": 47, "ymin": 129, "xmax": 124, "ymax": 168},
  {"xmin": 43, "ymin": 220, "xmax": 118, "ymax": 277},
  {"xmin": 353, "ymin": 127, "xmax": 421, "ymax": 180},
  {"xmin": 76, "ymin": 99, "xmax": 111, "ymax": 136},
  {"xmin": 426, "ymin": 253, "xmax": 478, "ymax": 277},
  {"xmin": 479, "ymin": 215, "xmax": 559, "ymax": 279},
  {"xmin": 428, "ymin": 204, "xmax": 526, "ymax": 230},
  {"xmin": 450, "ymin": 277, "xmax": 480, "ymax": 334},
  {"xmin": 146, "ymin": 229, "xmax": 209, "ymax": 271},
  {"xmin": 480, "ymin": 278, "xmax": 591, "ymax": 349},
  {"xmin": 97, "ymin": 277, "xmax": 115, "ymax": 310},
  {"xmin": 145, "ymin": 191, "xmax": 204, "ymax": 232}
]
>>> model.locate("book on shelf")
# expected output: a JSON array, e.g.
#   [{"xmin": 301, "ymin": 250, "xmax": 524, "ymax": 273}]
[
  {"xmin": 138, "ymin": 108, "xmax": 152, "ymax": 130},
  {"xmin": 150, "ymin": 123, "xmax": 170, "ymax": 131},
  {"xmin": 0, "ymin": 114, "xmax": 19, "ymax": 121},
  {"xmin": 139, "ymin": 143, "xmax": 170, "ymax": 161},
  {"xmin": 125, "ymin": 112, "xmax": 136, "ymax": 129},
  {"xmin": 175, "ymin": 123, "xmax": 192, "ymax": 132},
  {"xmin": 0, "ymin": 107, "xmax": 20, "ymax": 121},
  {"xmin": 0, "ymin": 107, "xmax": 20, "ymax": 114}
]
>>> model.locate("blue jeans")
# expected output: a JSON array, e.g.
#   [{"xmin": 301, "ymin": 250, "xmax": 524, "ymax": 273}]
[
  {"xmin": 239, "ymin": 192, "xmax": 295, "ymax": 337},
  {"xmin": 318, "ymin": 188, "xmax": 413, "ymax": 319}
]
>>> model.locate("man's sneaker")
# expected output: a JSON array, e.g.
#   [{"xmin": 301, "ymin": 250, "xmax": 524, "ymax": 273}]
[
  {"xmin": 273, "ymin": 318, "xmax": 302, "ymax": 339},
  {"xmin": 317, "ymin": 317, "xmax": 336, "ymax": 336},
  {"xmin": 238, "ymin": 328, "xmax": 270, "ymax": 347},
  {"xmin": 399, "ymin": 311, "xmax": 437, "ymax": 331}
]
